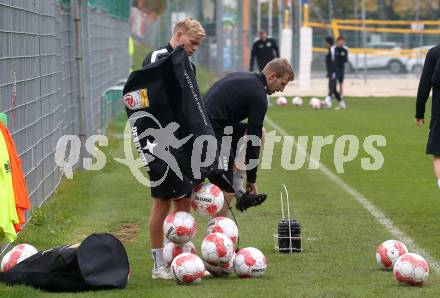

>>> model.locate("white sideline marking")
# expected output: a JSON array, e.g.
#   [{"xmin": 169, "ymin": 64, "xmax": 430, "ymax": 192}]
[{"xmin": 265, "ymin": 116, "xmax": 440, "ymax": 273}]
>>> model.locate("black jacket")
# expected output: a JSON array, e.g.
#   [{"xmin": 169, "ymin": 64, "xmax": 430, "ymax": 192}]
[
  {"xmin": 250, "ymin": 38, "xmax": 279, "ymax": 71},
  {"xmin": 326, "ymin": 46, "xmax": 337, "ymax": 78},
  {"xmin": 416, "ymin": 44, "xmax": 440, "ymax": 119},
  {"xmin": 334, "ymin": 45, "xmax": 349, "ymax": 71},
  {"xmin": 142, "ymin": 43, "xmax": 196, "ymax": 75},
  {"xmin": 125, "ymin": 46, "xmax": 217, "ymax": 180},
  {"xmin": 204, "ymin": 72, "xmax": 268, "ymax": 183}
]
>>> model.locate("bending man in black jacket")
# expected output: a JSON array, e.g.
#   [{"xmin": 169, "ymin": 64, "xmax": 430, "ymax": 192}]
[
  {"xmin": 415, "ymin": 44, "xmax": 440, "ymax": 189},
  {"xmin": 204, "ymin": 58, "xmax": 295, "ymax": 216}
]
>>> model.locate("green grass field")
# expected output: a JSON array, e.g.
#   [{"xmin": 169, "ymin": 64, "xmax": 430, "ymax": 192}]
[{"xmin": 1, "ymin": 97, "xmax": 440, "ymax": 297}]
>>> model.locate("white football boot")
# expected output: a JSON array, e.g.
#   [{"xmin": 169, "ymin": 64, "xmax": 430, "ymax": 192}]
[{"xmin": 152, "ymin": 265, "xmax": 173, "ymax": 280}]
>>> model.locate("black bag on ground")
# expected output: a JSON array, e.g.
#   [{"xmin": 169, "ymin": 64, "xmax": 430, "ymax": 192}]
[{"xmin": 0, "ymin": 233, "xmax": 129, "ymax": 292}]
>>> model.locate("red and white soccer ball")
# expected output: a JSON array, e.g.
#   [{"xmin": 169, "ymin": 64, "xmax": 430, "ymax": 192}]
[
  {"xmin": 320, "ymin": 99, "xmax": 330, "ymax": 109},
  {"xmin": 204, "ymin": 254, "xmax": 235, "ymax": 277},
  {"xmin": 206, "ymin": 217, "xmax": 238, "ymax": 244},
  {"xmin": 163, "ymin": 211, "xmax": 197, "ymax": 244},
  {"xmin": 1, "ymin": 244, "xmax": 38, "ymax": 272},
  {"xmin": 292, "ymin": 96, "xmax": 303, "ymax": 106},
  {"xmin": 309, "ymin": 97, "xmax": 321, "ymax": 110},
  {"xmin": 393, "ymin": 253, "xmax": 429, "ymax": 286},
  {"xmin": 233, "ymin": 247, "xmax": 267, "ymax": 278},
  {"xmin": 375, "ymin": 240, "xmax": 408, "ymax": 270},
  {"xmin": 201, "ymin": 233, "xmax": 234, "ymax": 266},
  {"xmin": 192, "ymin": 182, "xmax": 224, "ymax": 217},
  {"xmin": 171, "ymin": 253, "xmax": 205, "ymax": 284},
  {"xmin": 276, "ymin": 96, "xmax": 288, "ymax": 106},
  {"xmin": 163, "ymin": 241, "xmax": 196, "ymax": 267}
]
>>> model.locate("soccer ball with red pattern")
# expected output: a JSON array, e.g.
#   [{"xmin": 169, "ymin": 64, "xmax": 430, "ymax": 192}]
[
  {"xmin": 375, "ymin": 240, "xmax": 408, "ymax": 270},
  {"xmin": 192, "ymin": 182, "xmax": 224, "ymax": 217},
  {"xmin": 233, "ymin": 247, "xmax": 267, "ymax": 278},
  {"xmin": 276, "ymin": 97, "xmax": 288, "ymax": 106},
  {"xmin": 292, "ymin": 96, "xmax": 303, "ymax": 106},
  {"xmin": 206, "ymin": 217, "xmax": 238, "ymax": 244},
  {"xmin": 204, "ymin": 254, "xmax": 234, "ymax": 277},
  {"xmin": 309, "ymin": 97, "xmax": 321, "ymax": 110},
  {"xmin": 163, "ymin": 211, "xmax": 197, "ymax": 244},
  {"xmin": 1, "ymin": 244, "xmax": 38, "ymax": 272},
  {"xmin": 171, "ymin": 253, "xmax": 205, "ymax": 284},
  {"xmin": 201, "ymin": 233, "xmax": 234, "ymax": 266},
  {"xmin": 393, "ymin": 253, "xmax": 429, "ymax": 286},
  {"xmin": 163, "ymin": 241, "xmax": 196, "ymax": 267}
]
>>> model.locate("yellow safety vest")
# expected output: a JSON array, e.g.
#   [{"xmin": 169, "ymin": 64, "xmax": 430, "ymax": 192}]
[{"xmin": 0, "ymin": 131, "xmax": 18, "ymax": 243}]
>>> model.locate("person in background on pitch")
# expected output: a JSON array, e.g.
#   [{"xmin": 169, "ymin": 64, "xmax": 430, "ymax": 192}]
[
  {"xmin": 415, "ymin": 44, "xmax": 440, "ymax": 189},
  {"xmin": 249, "ymin": 30, "xmax": 279, "ymax": 72},
  {"xmin": 334, "ymin": 36, "xmax": 349, "ymax": 109},
  {"xmin": 141, "ymin": 17, "xmax": 206, "ymax": 280},
  {"xmin": 324, "ymin": 36, "xmax": 346, "ymax": 110},
  {"xmin": 250, "ymin": 30, "xmax": 280, "ymax": 107},
  {"xmin": 204, "ymin": 58, "xmax": 295, "ymax": 216}
]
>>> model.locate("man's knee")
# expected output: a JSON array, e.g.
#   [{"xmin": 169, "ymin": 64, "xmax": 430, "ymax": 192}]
[
  {"xmin": 152, "ymin": 198, "xmax": 172, "ymax": 214},
  {"xmin": 173, "ymin": 196, "xmax": 192, "ymax": 212}
]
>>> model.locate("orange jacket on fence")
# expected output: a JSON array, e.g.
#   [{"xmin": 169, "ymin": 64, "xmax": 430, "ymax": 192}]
[{"xmin": 0, "ymin": 123, "xmax": 31, "ymax": 232}]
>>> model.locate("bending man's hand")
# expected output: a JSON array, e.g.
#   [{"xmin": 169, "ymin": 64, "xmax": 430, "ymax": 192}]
[{"xmin": 246, "ymin": 182, "xmax": 258, "ymax": 195}]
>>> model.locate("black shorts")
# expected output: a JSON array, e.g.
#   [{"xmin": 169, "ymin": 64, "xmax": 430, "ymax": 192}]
[
  {"xmin": 426, "ymin": 118, "xmax": 440, "ymax": 156},
  {"xmin": 336, "ymin": 69, "xmax": 345, "ymax": 83},
  {"xmin": 147, "ymin": 154, "xmax": 194, "ymax": 200},
  {"xmin": 208, "ymin": 123, "xmax": 248, "ymax": 193}
]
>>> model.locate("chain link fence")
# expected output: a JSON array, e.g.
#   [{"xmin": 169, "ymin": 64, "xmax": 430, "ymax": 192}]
[{"xmin": 0, "ymin": 0, "xmax": 129, "ymax": 211}]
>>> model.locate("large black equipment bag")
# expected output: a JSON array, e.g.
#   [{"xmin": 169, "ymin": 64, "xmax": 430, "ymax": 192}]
[{"xmin": 0, "ymin": 233, "xmax": 129, "ymax": 292}]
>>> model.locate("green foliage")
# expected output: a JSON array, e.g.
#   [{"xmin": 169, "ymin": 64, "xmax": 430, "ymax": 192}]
[
  {"xmin": 88, "ymin": 0, "xmax": 131, "ymax": 21},
  {"xmin": 56, "ymin": 0, "xmax": 71, "ymax": 8},
  {"xmin": 311, "ymin": 0, "xmax": 439, "ymax": 20}
]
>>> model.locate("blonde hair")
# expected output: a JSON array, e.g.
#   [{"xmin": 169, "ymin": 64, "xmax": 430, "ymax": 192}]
[
  {"xmin": 173, "ymin": 17, "xmax": 206, "ymax": 40},
  {"xmin": 262, "ymin": 58, "xmax": 295, "ymax": 81}
]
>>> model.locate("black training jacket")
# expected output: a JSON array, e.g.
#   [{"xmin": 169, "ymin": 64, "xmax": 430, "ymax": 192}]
[
  {"xmin": 326, "ymin": 46, "xmax": 337, "ymax": 77},
  {"xmin": 416, "ymin": 44, "xmax": 440, "ymax": 120},
  {"xmin": 250, "ymin": 38, "xmax": 279, "ymax": 71},
  {"xmin": 142, "ymin": 43, "xmax": 196, "ymax": 75},
  {"xmin": 204, "ymin": 72, "xmax": 268, "ymax": 183},
  {"xmin": 334, "ymin": 45, "xmax": 349, "ymax": 71},
  {"xmin": 124, "ymin": 46, "xmax": 218, "ymax": 180}
]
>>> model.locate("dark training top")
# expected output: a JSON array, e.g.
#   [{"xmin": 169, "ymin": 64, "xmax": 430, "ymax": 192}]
[
  {"xmin": 326, "ymin": 46, "xmax": 337, "ymax": 77},
  {"xmin": 142, "ymin": 43, "xmax": 196, "ymax": 75},
  {"xmin": 334, "ymin": 45, "xmax": 349, "ymax": 71},
  {"xmin": 416, "ymin": 44, "xmax": 440, "ymax": 120},
  {"xmin": 250, "ymin": 38, "xmax": 279, "ymax": 71},
  {"xmin": 203, "ymin": 72, "xmax": 268, "ymax": 183}
]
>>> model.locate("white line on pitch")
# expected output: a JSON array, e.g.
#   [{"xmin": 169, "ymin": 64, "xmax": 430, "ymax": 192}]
[{"xmin": 265, "ymin": 116, "xmax": 440, "ymax": 273}]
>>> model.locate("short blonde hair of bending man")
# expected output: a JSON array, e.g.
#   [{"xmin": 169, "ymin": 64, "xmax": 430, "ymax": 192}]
[{"xmin": 262, "ymin": 58, "xmax": 295, "ymax": 81}]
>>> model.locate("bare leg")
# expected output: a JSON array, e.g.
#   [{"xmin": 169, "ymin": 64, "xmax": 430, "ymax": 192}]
[
  {"xmin": 150, "ymin": 198, "xmax": 171, "ymax": 249},
  {"xmin": 216, "ymin": 191, "xmax": 234, "ymax": 217},
  {"xmin": 339, "ymin": 82, "xmax": 344, "ymax": 97},
  {"xmin": 173, "ymin": 196, "xmax": 192, "ymax": 213},
  {"xmin": 434, "ymin": 156, "xmax": 440, "ymax": 180}
]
